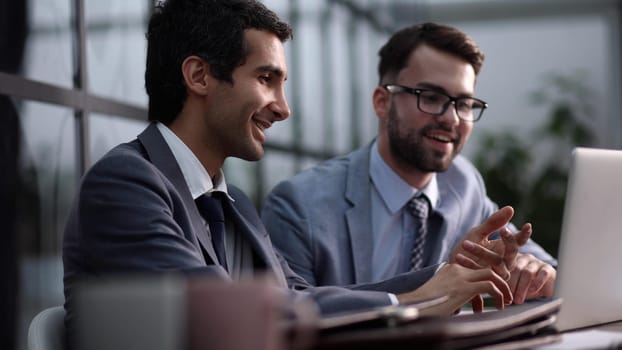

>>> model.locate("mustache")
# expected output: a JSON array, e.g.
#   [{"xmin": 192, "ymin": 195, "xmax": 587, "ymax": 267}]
[{"xmin": 420, "ymin": 123, "xmax": 460, "ymax": 141}]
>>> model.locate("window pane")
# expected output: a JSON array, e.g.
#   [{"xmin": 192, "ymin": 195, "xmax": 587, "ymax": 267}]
[
  {"xmin": 10, "ymin": 98, "xmax": 77, "ymax": 349},
  {"xmin": 259, "ymin": 150, "xmax": 299, "ymax": 204},
  {"xmin": 0, "ymin": 0, "xmax": 74, "ymax": 88},
  {"xmin": 89, "ymin": 113, "xmax": 148, "ymax": 163},
  {"xmin": 19, "ymin": 100, "xmax": 78, "ymax": 254},
  {"xmin": 224, "ymin": 157, "xmax": 260, "ymax": 205},
  {"xmin": 85, "ymin": 0, "xmax": 150, "ymax": 106}
]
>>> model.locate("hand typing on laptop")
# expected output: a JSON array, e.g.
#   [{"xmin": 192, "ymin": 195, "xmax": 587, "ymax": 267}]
[
  {"xmin": 395, "ymin": 263, "xmax": 513, "ymax": 315},
  {"xmin": 450, "ymin": 206, "xmax": 557, "ymax": 306},
  {"xmin": 394, "ymin": 206, "xmax": 545, "ymax": 315},
  {"xmin": 507, "ymin": 253, "xmax": 556, "ymax": 304}
]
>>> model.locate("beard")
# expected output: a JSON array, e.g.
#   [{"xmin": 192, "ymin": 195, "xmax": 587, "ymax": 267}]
[{"xmin": 386, "ymin": 103, "xmax": 463, "ymax": 173}]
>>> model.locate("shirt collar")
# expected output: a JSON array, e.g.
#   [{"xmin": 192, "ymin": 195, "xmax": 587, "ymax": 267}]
[
  {"xmin": 369, "ymin": 141, "xmax": 439, "ymax": 213},
  {"xmin": 156, "ymin": 122, "xmax": 232, "ymax": 201}
]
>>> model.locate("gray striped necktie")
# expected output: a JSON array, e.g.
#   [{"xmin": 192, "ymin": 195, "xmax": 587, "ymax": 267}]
[{"xmin": 409, "ymin": 195, "xmax": 430, "ymax": 271}]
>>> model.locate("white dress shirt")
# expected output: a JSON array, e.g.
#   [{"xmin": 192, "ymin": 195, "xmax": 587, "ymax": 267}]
[{"xmin": 157, "ymin": 122, "xmax": 253, "ymax": 280}]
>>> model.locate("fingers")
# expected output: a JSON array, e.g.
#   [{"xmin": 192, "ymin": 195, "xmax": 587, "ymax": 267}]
[
  {"xmin": 408, "ymin": 264, "xmax": 512, "ymax": 315},
  {"xmin": 461, "ymin": 240, "xmax": 504, "ymax": 266},
  {"xmin": 462, "ymin": 221, "xmax": 532, "ymax": 276},
  {"xmin": 514, "ymin": 223, "xmax": 533, "ymax": 247},
  {"xmin": 455, "ymin": 252, "xmax": 510, "ymax": 282},
  {"xmin": 454, "ymin": 253, "xmax": 482, "ymax": 269},
  {"xmin": 450, "ymin": 206, "xmax": 515, "ymax": 264},
  {"xmin": 509, "ymin": 254, "xmax": 556, "ymax": 304},
  {"xmin": 466, "ymin": 206, "xmax": 515, "ymax": 242},
  {"xmin": 465, "ymin": 268, "xmax": 512, "ymax": 309},
  {"xmin": 460, "ymin": 240, "xmax": 510, "ymax": 280},
  {"xmin": 512, "ymin": 259, "xmax": 538, "ymax": 304},
  {"xmin": 467, "ymin": 280, "xmax": 505, "ymax": 310},
  {"xmin": 501, "ymin": 227, "xmax": 520, "ymax": 270},
  {"xmin": 528, "ymin": 265, "xmax": 556, "ymax": 297},
  {"xmin": 471, "ymin": 295, "xmax": 484, "ymax": 313}
]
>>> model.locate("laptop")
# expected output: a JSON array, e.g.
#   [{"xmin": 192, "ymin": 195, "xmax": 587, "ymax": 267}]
[
  {"xmin": 468, "ymin": 147, "xmax": 622, "ymax": 332},
  {"xmin": 552, "ymin": 147, "xmax": 622, "ymax": 331}
]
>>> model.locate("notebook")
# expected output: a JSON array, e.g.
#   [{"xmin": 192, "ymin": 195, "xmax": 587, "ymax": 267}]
[
  {"xmin": 315, "ymin": 298, "xmax": 561, "ymax": 349},
  {"xmin": 552, "ymin": 147, "xmax": 622, "ymax": 331}
]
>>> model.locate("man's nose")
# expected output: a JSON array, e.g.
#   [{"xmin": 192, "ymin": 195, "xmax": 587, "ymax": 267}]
[
  {"xmin": 270, "ymin": 90, "xmax": 290, "ymax": 121},
  {"xmin": 436, "ymin": 101, "xmax": 460, "ymax": 126}
]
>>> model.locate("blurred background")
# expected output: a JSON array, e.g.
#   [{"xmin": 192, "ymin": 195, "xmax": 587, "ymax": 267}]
[{"xmin": 1, "ymin": 0, "xmax": 620, "ymax": 349}]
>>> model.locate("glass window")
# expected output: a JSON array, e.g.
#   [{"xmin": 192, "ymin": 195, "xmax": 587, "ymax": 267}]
[
  {"xmin": 12, "ymin": 98, "xmax": 77, "ymax": 349},
  {"xmin": 260, "ymin": 151, "xmax": 299, "ymax": 203},
  {"xmin": 224, "ymin": 157, "xmax": 260, "ymax": 204},
  {"xmin": 7, "ymin": 0, "xmax": 74, "ymax": 88},
  {"xmin": 456, "ymin": 15, "xmax": 612, "ymax": 156},
  {"xmin": 19, "ymin": 100, "xmax": 77, "ymax": 254},
  {"xmin": 85, "ymin": 0, "xmax": 150, "ymax": 106},
  {"xmin": 89, "ymin": 113, "xmax": 148, "ymax": 163}
]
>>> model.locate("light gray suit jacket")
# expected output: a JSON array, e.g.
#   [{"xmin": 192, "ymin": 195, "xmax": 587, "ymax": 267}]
[{"xmin": 262, "ymin": 144, "xmax": 556, "ymax": 292}]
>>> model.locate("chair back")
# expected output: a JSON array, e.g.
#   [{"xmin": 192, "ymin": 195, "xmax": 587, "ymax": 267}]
[{"xmin": 28, "ymin": 306, "xmax": 66, "ymax": 350}]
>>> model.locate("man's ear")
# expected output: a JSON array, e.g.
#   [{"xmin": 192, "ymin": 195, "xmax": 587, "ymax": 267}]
[
  {"xmin": 372, "ymin": 86, "xmax": 390, "ymax": 121},
  {"xmin": 181, "ymin": 55, "xmax": 210, "ymax": 96}
]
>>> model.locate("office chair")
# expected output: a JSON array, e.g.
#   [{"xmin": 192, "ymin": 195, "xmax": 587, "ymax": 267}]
[{"xmin": 27, "ymin": 306, "xmax": 66, "ymax": 350}]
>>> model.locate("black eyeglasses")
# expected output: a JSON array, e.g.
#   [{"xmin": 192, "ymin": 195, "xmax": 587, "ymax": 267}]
[{"xmin": 383, "ymin": 84, "xmax": 488, "ymax": 122}]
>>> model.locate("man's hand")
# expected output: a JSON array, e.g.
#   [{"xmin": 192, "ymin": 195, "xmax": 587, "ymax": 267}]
[
  {"xmin": 396, "ymin": 263, "xmax": 512, "ymax": 315},
  {"xmin": 450, "ymin": 206, "xmax": 532, "ymax": 280},
  {"xmin": 508, "ymin": 253, "xmax": 556, "ymax": 304},
  {"xmin": 449, "ymin": 206, "xmax": 556, "ymax": 304}
]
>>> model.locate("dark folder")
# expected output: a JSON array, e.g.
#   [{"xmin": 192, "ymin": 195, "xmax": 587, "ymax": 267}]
[{"xmin": 313, "ymin": 298, "xmax": 562, "ymax": 350}]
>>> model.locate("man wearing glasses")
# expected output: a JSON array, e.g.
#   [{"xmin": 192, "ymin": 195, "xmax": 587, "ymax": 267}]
[{"xmin": 262, "ymin": 22, "xmax": 557, "ymax": 307}]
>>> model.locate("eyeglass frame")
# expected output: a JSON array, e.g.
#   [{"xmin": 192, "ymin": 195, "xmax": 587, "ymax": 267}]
[{"xmin": 383, "ymin": 84, "xmax": 488, "ymax": 122}]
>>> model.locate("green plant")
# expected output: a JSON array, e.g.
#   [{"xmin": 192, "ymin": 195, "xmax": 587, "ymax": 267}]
[{"xmin": 473, "ymin": 71, "xmax": 595, "ymax": 258}]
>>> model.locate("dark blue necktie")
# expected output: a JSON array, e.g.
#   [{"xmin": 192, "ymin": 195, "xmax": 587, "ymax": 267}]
[{"xmin": 195, "ymin": 192, "xmax": 228, "ymax": 271}]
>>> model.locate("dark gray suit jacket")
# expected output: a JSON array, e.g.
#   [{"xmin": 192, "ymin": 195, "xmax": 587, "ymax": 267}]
[
  {"xmin": 262, "ymin": 144, "xmax": 556, "ymax": 291},
  {"xmin": 63, "ymin": 124, "xmax": 393, "ymax": 345}
]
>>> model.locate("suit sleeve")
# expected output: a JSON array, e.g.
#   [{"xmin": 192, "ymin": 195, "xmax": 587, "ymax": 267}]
[
  {"xmin": 261, "ymin": 180, "xmax": 319, "ymax": 285},
  {"xmin": 64, "ymin": 150, "xmax": 227, "ymax": 276},
  {"xmin": 262, "ymin": 180, "xmax": 436, "ymax": 295},
  {"xmin": 229, "ymin": 186, "xmax": 395, "ymax": 315}
]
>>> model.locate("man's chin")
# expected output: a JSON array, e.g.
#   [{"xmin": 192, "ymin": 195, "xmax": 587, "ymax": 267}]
[
  {"xmin": 422, "ymin": 155, "xmax": 453, "ymax": 173},
  {"xmin": 238, "ymin": 147, "xmax": 264, "ymax": 162}
]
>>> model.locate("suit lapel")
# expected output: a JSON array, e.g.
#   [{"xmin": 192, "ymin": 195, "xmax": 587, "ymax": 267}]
[
  {"xmin": 222, "ymin": 191, "xmax": 288, "ymax": 287},
  {"xmin": 137, "ymin": 123, "xmax": 220, "ymax": 266},
  {"xmin": 344, "ymin": 144, "xmax": 375, "ymax": 283}
]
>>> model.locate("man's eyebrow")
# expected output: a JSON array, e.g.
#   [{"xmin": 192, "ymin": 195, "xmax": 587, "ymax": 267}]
[
  {"xmin": 417, "ymin": 82, "xmax": 448, "ymax": 94},
  {"xmin": 417, "ymin": 82, "xmax": 472, "ymax": 98},
  {"xmin": 256, "ymin": 65, "xmax": 287, "ymax": 80}
]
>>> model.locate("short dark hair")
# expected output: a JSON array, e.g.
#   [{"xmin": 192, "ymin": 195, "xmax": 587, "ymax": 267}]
[
  {"xmin": 145, "ymin": 0, "xmax": 293, "ymax": 124},
  {"xmin": 377, "ymin": 22, "xmax": 484, "ymax": 83}
]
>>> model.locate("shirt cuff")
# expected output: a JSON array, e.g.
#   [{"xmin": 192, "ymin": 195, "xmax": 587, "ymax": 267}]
[
  {"xmin": 388, "ymin": 293, "xmax": 399, "ymax": 305},
  {"xmin": 435, "ymin": 261, "xmax": 447, "ymax": 274}
]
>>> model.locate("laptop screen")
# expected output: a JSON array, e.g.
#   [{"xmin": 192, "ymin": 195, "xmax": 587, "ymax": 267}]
[{"xmin": 554, "ymin": 147, "xmax": 622, "ymax": 331}]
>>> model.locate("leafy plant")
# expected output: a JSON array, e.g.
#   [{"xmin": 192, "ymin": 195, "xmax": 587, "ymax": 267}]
[{"xmin": 473, "ymin": 71, "xmax": 596, "ymax": 257}]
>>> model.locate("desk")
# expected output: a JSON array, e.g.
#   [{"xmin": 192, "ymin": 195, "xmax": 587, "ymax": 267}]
[
  {"xmin": 540, "ymin": 321, "xmax": 622, "ymax": 349},
  {"xmin": 593, "ymin": 320, "xmax": 622, "ymax": 333},
  {"xmin": 494, "ymin": 320, "xmax": 622, "ymax": 350}
]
